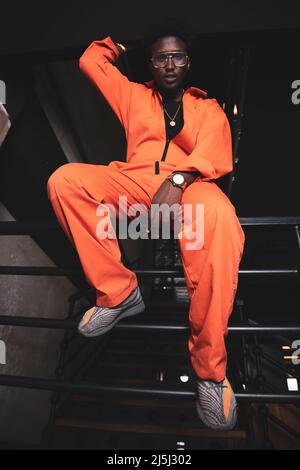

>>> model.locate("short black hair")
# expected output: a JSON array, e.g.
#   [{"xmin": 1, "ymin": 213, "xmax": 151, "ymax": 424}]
[{"xmin": 142, "ymin": 17, "xmax": 196, "ymax": 58}]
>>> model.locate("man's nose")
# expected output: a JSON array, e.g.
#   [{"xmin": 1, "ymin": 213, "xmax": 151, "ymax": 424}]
[{"xmin": 165, "ymin": 57, "xmax": 175, "ymax": 70}]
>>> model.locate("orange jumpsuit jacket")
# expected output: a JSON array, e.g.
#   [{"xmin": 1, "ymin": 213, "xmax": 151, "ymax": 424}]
[{"xmin": 79, "ymin": 36, "xmax": 233, "ymax": 180}]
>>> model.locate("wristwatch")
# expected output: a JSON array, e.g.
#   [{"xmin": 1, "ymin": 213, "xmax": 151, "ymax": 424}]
[{"xmin": 167, "ymin": 173, "xmax": 188, "ymax": 191}]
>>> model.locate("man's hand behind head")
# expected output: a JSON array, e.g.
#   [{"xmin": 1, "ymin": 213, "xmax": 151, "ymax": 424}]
[{"xmin": 114, "ymin": 38, "xmax": 141, "ymax": 54}]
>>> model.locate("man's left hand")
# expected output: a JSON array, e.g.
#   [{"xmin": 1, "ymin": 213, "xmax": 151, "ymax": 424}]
[
  {"xmin": 148, "ymin": 179, "xmax": 183, "ymax": 237},
  {"xmin": 147, "ymin": 172, "xmax": 200, "ymax": 237}
]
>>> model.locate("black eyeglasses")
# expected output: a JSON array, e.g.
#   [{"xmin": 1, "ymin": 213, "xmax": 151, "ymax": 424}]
[{"xmin": 150, "ymin": 52, "xmax": 189, "ymax": 68}]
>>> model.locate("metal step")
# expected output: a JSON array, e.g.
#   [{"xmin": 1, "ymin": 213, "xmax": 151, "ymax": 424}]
[
  {"xmin": 54, "ymin": 418, "xmax": 247, "ymax": 441},
  {"xmin": 41, "ymin": 422, "xmax": 246, "ymax": 449}
]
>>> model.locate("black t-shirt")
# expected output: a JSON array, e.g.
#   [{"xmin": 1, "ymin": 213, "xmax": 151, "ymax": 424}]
[{"xmin": 153, "ymin": 94, "xmax": 185, "ymax": 174}]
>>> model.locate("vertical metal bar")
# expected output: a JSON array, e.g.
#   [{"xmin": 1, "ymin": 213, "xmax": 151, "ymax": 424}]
[
  {"xmin": 253, "ymin": 335, "xmax": 272, "ymax": 449},
  {"xmin": 228, "ymin": 43, "xmax": 251, "ymax": 198},
  {"xmin": 237, "ymin": 299, "xmax": 257, "ymax": 448},
  {"xmin": 171, "ymin": 238, "xmax": 175, "ymax": 297},
  {"xmin": 152, "ymin": 239, "xmax": 157, "ymax": 300},
  {"xmin": 294, "ymin": 225, "xmax": 300, "ymax": 277},
  {"xmin": 48, "ymin": 296, "xmax": 77, "ymax": 425},
  {"xmin": 294, "ymin": 225, "xmax": 300, "ymax": 250},
  {"xmin": 253, "ymin": 336, "xmax": 265, "ymax": 390},
  {"xmin": 224, "ymin": 47, "xmax": 236, "ymax": 121},
  {"xmin": 237, "ymin": 299, "xmax": 251, "ymax": 388},
  {"xmin": 259, "ymin": 405, "xmax": 273, "ymax": 449}
]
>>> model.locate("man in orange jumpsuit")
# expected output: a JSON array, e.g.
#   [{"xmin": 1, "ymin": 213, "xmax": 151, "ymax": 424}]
[{"xmin": 47, "ymin": 19, "xmax": 245, "ymax": 431}]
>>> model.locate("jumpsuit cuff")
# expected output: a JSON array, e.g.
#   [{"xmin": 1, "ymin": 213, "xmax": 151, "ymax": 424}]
[{"xmin": 96, "ymin": 275, "xmax": 138, "ymax": 308}]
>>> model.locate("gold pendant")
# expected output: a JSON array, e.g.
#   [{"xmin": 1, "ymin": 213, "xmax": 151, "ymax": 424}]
[{"xmin": 170, "ymin": 121, "xmax": 176, "ymax": 127}]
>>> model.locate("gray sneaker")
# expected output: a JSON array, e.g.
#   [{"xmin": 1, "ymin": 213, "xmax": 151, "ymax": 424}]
[
  {"xmin": 78, "ymin": 286, "xmax": 145, "ymax": 338},
  {"xmin": 196, "ymin": 377, "xmax": 238, "ymax": 431}
]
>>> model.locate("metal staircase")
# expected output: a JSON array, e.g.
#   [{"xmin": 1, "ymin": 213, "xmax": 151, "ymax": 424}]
[{"xmin": 0, "ymin": 217, "xmax": 300, "ymax": 449}]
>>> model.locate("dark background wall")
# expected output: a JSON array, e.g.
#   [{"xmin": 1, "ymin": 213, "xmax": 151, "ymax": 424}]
[
  {"xmin": 231, "ymin": 30, "xmax": 300, "ymax": 215},
  {"xmin": 1, "ymin": 1, "xmax": 300, "ymax": 55}
]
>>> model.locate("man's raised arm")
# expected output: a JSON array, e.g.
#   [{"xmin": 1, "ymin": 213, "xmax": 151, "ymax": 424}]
[{"xmin": 79, "ymin": 36, "xmax": 134, "ymax": 130}]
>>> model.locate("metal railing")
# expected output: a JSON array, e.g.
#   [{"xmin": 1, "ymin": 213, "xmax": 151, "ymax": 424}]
[
  {"xmin": 0, "ymin": 216, "xmax": 300, "ymax": 405},
  {"xmin": 0, "ymin": 374, "xmax": 300, "ymax": 403}
]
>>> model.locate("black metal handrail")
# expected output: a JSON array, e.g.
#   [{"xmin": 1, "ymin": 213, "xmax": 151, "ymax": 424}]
[
  {"xmin": 0, "ymin": 267, "xmax": 298, "ymax": 277},
  {"xmin": 1, "ymin": 218, "xmax": 299, "ymax": 278},
  {"xmin": 239, "ymin": 217, "xmax": 300, "ymax": 227},
  {"xmin": 0, "ymin": 374, "xmax": 299, "ymax": 403},
  {"xmin": 1, "ymin": 315, "xmax": 300, "ymax": 334},
  {"xmin": 1, "ymin": 217, "xmax": 299, "ymax": 234}
]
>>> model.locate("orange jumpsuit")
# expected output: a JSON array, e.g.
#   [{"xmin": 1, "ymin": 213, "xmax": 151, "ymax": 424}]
[{"xmin": 47, "ymin": 37, "xmax": 245, "ymax": 382}]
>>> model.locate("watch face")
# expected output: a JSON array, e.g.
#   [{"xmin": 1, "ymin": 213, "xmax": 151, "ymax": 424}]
[{"xmin": 173, "ymin": 174, "xmax": 185, "ymax": 185}]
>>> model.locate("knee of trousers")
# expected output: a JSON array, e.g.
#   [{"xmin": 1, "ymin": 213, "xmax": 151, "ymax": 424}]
[
  {"xmin": 208, "ymin": 201, "xmax": 245, "ymax": 243},
  {"xmin": 47, "ymin": 163, "xmax": 77, "ymax": 199},
  {"xmin": 47, "ymin": 162, "xmax": 98, "ymax": 200},
  {"xmin": 210, "ymin": 202, "xmax": 245, "ymax": 258},
  {"xmin": 179, "ymin": 198, "xmax": 244, "ymax": 254},
  {"xmin": 181, "ymin": 182, "xmax": 238, "ymax": 227}
]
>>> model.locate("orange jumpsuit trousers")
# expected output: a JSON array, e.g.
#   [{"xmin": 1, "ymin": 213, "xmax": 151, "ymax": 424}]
[{"xmin": 47, "ymin": 36, "xmax": 245, "ymax": 383}]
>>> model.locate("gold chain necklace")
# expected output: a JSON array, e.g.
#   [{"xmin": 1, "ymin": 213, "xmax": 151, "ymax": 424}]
[
  {"xmin": 163, "ymin": 101, "xmax": 182, "ymax": 127},
  {"xmin": 162, "ymin": 90, "xmax": 185, "ymax": 127}
]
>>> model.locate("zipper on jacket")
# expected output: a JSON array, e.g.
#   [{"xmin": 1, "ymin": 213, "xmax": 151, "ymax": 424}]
[
  {"xmin": 161, "ymin": 138, "xmax": 171, "ymax": 163},
  {"xmin": 155, "ymin": 138, "xmax": 171, "ymax": 175}
]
